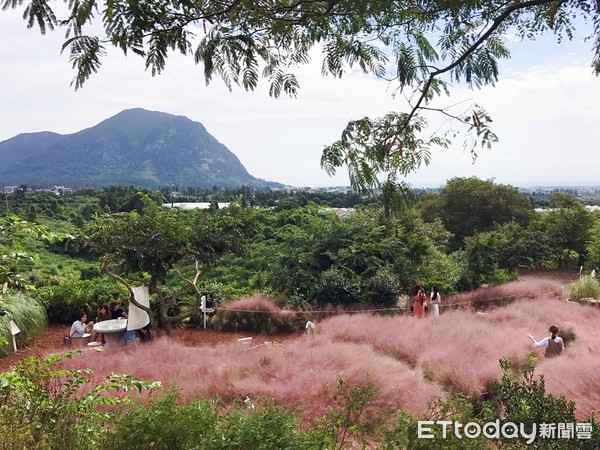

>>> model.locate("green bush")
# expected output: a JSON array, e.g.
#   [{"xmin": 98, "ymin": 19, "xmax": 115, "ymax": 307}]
[
  {"xmin": 0, "ymin": 293, "xmax": 47, "ymax": 357},
  {"xmin": 364, "ymin": 267, "xmax": 402, "ymax": 306},
  {"xmin": 569, "ymin": 275, "xmax": 600, "ymax": 301},
  {"xmin": 489, "ymin": 356, "xmax": 600, "ymax": 449},
  {"xmin": 379, "ymin": 395, "xmax": 494, "ymax": 450},
  {"xmin": 107, "ymin": 389, "xmax": 218, "ymax": 450},
  {"xmin": 0, "ymin": 352, "xmax": 159, "ymax": 449},
  {"xmin": 108, "ymin": 389, "xmax": 311, "ymax": 450},
  {"xmin": 34, "ymin": 274, "xmax": 128, "ymax": 323},
  {"xmin": 315, "ymin": 267, "xmax": 361, "ymax": 306}
]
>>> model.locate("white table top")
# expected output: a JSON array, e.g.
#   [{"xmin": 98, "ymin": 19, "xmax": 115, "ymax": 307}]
[{"xmin": 93, "ymin": 318, "xmax": 127, "ymax": 334}]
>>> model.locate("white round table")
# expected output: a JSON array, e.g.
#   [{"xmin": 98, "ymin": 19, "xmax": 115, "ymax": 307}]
[{"xmin": 93, "ymin": 319, "xmax": 127, "ymax": 347}]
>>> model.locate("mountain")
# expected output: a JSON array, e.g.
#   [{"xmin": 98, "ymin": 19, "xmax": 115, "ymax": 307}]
[{"xmin": 0, "ymin": 108, "xmax": 282, "ymax": 189}]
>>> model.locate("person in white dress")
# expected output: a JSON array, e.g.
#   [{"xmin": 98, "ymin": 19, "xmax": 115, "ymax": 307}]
[
  {"xmin": 429, "ymin": 285, "xmax": 441, "ymax": 317},
  {"xmin": 70, "ymin": 311, "xmax": 94, "ymax": 337}
]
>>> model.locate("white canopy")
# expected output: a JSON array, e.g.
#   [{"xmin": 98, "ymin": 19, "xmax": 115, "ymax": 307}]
[{"xmin": 127, "ymin": 285, "xmax": 150, "ymax": 331}]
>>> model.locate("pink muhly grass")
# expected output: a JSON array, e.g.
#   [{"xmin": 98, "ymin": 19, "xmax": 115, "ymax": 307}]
[
  {"xmin": 446, "ymin": 278, "xmax": 564, "ymax": 309},
  {"xmin": 231, "ymin": 338, "xmax": 444, "ymax": 422},
  {"xmin": 215, "ymin": 295, "xmax": 301, "ymax": 334},
  {"xmin": 58, "ymin": 331, "xmax": 442, "ymax": 423},
  {"xmin": 222, "ymin": 295, "xmax": 282, "ymax": 312},
  {"xmin": 56, "ymin": 295, "xmax": 600, "ymax": 423},
  {"xmin": 319, "ymin": 311, "xmax": 529, "ymax": 396}
]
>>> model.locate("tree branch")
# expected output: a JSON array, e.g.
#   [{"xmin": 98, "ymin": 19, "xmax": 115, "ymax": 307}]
[{"xmin": 405, "ymin": 0, "xmax": 562, "ymax": 126}]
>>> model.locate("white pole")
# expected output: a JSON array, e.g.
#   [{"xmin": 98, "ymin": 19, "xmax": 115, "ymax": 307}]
[
  {"xmin": 201, "ymin": 295, "xmax": 207, "ymax": 330},
  {"xmin": 306, "ymin": 321, "xmax": 315, "ymax": 340}
]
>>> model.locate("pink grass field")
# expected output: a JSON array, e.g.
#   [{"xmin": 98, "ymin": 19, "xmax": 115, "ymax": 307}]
[{"xmin": 59, "ymin": 278, "xmax": 600, "ymax": 421}]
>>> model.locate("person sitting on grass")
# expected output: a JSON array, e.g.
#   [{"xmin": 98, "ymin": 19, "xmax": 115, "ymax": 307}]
[
  {"xmin": 138, "ymin": 323, "xmax": 152, "ymax": 342},
  {"xmin": 528, "ymin": 324, "xmax": 564, "ymax": 358},
  {"xmin": 70, "ymin": 311, "xmax": 94, "ymax": 338}
]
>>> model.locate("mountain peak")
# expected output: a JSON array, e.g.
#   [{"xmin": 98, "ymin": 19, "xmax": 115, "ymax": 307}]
[{"xmin": 0, "ymin": 109, "xmax": 281, "ymax": 189}]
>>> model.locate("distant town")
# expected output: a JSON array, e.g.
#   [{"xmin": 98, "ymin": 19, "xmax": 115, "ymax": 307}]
[{"xmin": 3, "ymin": 183, "xmax": 600, "ymax": 209}]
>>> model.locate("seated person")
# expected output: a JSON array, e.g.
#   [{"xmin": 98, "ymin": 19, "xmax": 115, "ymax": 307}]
[
  {"xmin": 96, "ymin": 304, "xmax": 111, "ymax": 323},
  {"xmin": 70, "ymin": 311, "xmax": 94, "ymax": 338},
  {"xmin": 92, "ymin": 304, "xmax": 112, "ymax": 344},
  {"xmin": 110, "ymin": 301, "xmax": 128, "ymax": 320},
  {"xmin": 138, "ymin": 323, "xmax": 152, "ymax": 342},
  {"xmin": 122, "ymin": 329, "xmax": 138, "ymax": 344}
]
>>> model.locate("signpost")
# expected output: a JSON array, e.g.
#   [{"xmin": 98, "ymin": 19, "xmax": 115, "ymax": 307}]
[
  {"xmin": 201, "ymin": 295, "xmax": 214, "ymax": 330},
  {"xmin": 9, "ymin": 320, "xmax": 20, "ymax": 352}
]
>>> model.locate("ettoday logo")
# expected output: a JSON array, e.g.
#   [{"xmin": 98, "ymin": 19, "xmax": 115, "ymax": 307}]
[{"xmin": 418, "ymin": 420, "xmax": 593, "ymax": 443}]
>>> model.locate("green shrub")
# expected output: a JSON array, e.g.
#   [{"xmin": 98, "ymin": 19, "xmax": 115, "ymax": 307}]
[
  {"xmin": 310, "ymin": 375, "xmax": 377, "ymax": 449},
  {"xmin": 569, "ymin": 275, "xmax": 600, "ymax": 301},
  {"xmin": 107, "ymin": 389, "xmax": 218, "ymax": 450},
  {"xmin": 108, "ymin": 389, "xmax": 311, "ymax": 450},
  {"xmin": 489, "ymin": 356, "xmax": 600, "ymax": 449},
  {"xmin": 34, "ymin": 275, "xmax": 128, "ymax": 323},
  {"xmin": 0, "ymin": 293, "xmax": 47, "ymax": 357},
  {"xmin": 0, "ymin": 352, "xmax": 159, "ymax": 449},
  {"xmin": 380, "ymin": 357, "xmax": 600, "ymax": 449},
  {"xmin": 379, "ymin": 395, "xmax": 494, "ymax": 450},
  {"xmin": 315, "ymin": 267, "xmax": 361, "ymax": 306}
]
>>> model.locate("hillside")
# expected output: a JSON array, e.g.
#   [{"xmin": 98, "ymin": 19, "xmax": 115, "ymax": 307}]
[{"xmin": 0, "ymin": 108, "xmax": 282, "ymax": 189}]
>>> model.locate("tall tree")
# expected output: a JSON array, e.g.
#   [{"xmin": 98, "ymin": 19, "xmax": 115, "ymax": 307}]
[
  {"xmin": 540, "ymin": 192, "xmax": 592, "ymax": 267},
  {"xmin": 82, "ymin": 197, "xmax": 256, "ymax": 334},
  {"xmin": 423, "ymin": 177, "xmax": 534, "ymax": 249}
]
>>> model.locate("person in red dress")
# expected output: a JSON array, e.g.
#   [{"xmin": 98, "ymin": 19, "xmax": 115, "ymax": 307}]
[{"xmin": 412, "ymin": 284, "xmax": 428, "ymax": 318}]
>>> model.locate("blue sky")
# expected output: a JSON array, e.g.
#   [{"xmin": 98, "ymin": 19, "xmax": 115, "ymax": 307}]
[{"xmin": 1, "ymin": 8, "xmax": 598, "ymax": 188}]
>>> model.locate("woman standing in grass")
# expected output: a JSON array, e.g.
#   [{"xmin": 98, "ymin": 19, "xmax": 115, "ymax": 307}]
[
  {"xmin": 429, "ymin": 285, "xmax": 441, "ymax": 317},
  {"xmin": 528, "ymin": 325, "xmax": 564, "ymax": 358},
  {"xmin": 412, "ymin": 285, "xmax": 428, "ymax": 318}
]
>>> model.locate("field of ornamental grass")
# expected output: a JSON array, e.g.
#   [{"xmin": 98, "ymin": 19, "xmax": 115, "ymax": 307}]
[{"xmin": 59, "ymin": 278, "xmax": 600, "ymax": 422}]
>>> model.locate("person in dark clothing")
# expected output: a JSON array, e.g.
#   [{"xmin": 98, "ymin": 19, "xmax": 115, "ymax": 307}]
[{"xmin": 110, "ymin": 301, "xmax": 127, "ymax": 319}]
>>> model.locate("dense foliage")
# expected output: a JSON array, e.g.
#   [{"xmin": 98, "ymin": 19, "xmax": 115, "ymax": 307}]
[{"xmin": 1, "ymin": 181, "xmax": 597, "ymax": 334}]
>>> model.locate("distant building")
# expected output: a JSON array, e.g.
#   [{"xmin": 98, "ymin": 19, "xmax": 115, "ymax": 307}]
[
  {"xmin": 162, "ymin": 202, "xmax": 231, "ymax": 210},
  {"xmin": 3, "ymin": 186, "xmax": 19, "ymax": 194},
  {"xmin": 53, "ymin": 186, "xmax": 73, "ymax": 195},
  {"xmin": 319, "ymin": 207, "xmax": 356, "ymax": 219}
]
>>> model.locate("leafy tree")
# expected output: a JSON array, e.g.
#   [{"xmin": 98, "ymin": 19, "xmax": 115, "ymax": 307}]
[
  {"xmin": 0, "ymin": 214, "xmax": 67, "ymax": 291},
  {"xmin": 539, "ymin": 193, "xmax": 592, "ymax": 267},
  {"xmin": 425, "ymin": 177, "xmax": 534, "ymax": 250},
  {"xmin": 7, "ymin": 0, "xmax": 599, "ymax": 213},
  {"xmin": 492, "ymin": 221, "xmax": 555, "ymax": 270},
  {"xmin": 586, "ymin": 217, "xmax": 600, "ymax": 270},
  {"xmin": 463, "ymin": 232, "xmax": 509, "ymax": 288},
  {"xmin": 82, "ymin": 196, "xmax": 257, "ymax": 334},
  {"xmin": 263, "ymin": 205, "xmax": 459, "ymax": 305}
]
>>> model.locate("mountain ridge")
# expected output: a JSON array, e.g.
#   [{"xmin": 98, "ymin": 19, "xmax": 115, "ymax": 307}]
[{"xmin": 0, "ymin": 108, "xmax": 282, "ymax": 189}]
